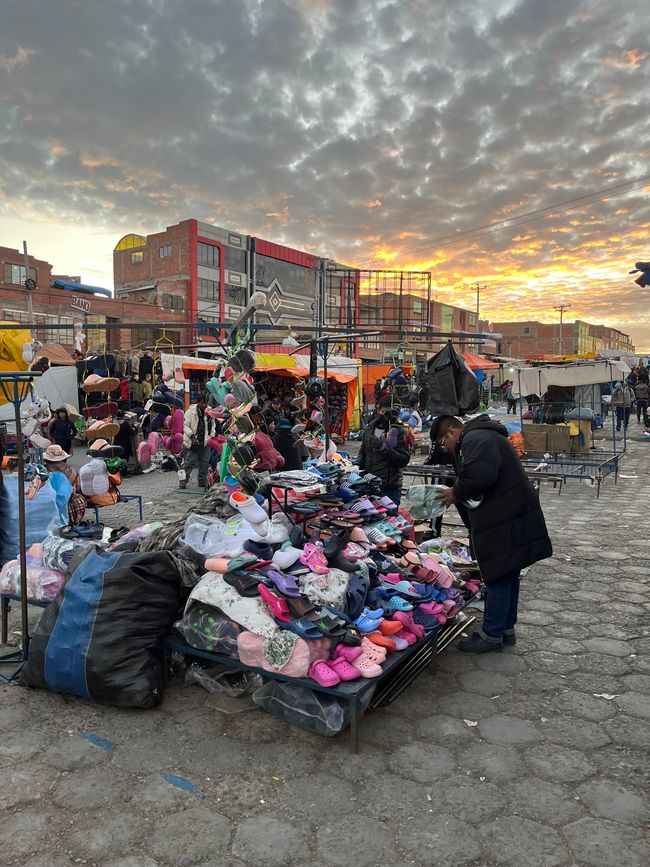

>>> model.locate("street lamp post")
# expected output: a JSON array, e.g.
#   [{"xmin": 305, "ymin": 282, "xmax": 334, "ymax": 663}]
[{"xmin": 553, "ymin": 303, "xmax": 572, "ymax": 355}]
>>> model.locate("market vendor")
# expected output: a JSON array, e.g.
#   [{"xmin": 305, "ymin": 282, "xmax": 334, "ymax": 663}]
[
  {"xmin": 433, "ymin": 414, "xmax": 552, "ymax": 654},
  {"xmin": 357, "ymin": 396, "xmax": 411, "ymax": 505}
]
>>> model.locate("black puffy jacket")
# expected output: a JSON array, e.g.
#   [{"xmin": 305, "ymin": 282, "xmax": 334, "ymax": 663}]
[
  {"xmin": 452, "ymin": 415, "xmax": 552, "ymax": 583},
  {"xmin": 357, "ymin": 418, "xmax": 410, "ymax": 491}
]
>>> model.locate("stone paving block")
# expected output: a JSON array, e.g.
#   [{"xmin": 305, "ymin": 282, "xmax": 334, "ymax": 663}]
[
  {"xmin": 415, "ymin": 712, "xmax": 482, "ymax": 743},
  {"xmin": 354, "ymin": 771, "xmax": 435, "ymax": 819},
  {"xmin": 622, "ymin": 673, "xmax": 650, "ymax": 693},
  {"xmin": 436, "ymin": 689, "xmax": 500, "ymax": 719},
  {"xmin": 551, "ymin": 690, "xmax": 618, "ymax": 721},
  {"xmin": 431, "ymin": 774, "xmax": 502, "ymax": 821},
  {"xmin": 576, "ymin": 778, "xmax": 649, "ymax": 825},
  {"xmin": 282, "ymin": 771, "xmax": 356, "ymax": 817},
  {"xmin": 181, "ymin": 735, "xmax": 251, "ymax": 776},
  {"xmin": 315, "ymin": 741, "xmax": 387, "ymax": 781},
  {"xmin": 397, "ymin": 814, "xmax": 482, "ymax": 864},
  {"xmin": 537, "ymin": 714, "xmax": 611, "ymax": 749},
  {"xmin": 480, "ymin": 815, "xmax": 569, "ymax": 866},
  {"xmin": 474, "ymin": 651, "xmax": 528, "ymax": 674},
  {"xmin": 103, "ymin": 859, "xmax": 161, "ymax": 867},
  {"xmin": 574, "ymin": 652, "xmax": 632, "ymax": 676},
  {"xmin": 455, "ymin": 741, "xmax": 527, "ymax": 783},
  {"xmin": 525, "ymin": 650, "xmax": 580, "ymax": 674},
  {"xmin": 40, "ymin": 734, "xmax": 111, "ymax": 770},
  {"xmin": 602, "ymin": 714, "xmax": 650, "ymax": 749},
  {"xmin": 232, "ymin": 812, "xmax": 311, "ymax": 866},
  {"xmin": 388, "ymin": 741, "xmax": 455, "ymax": 782},
  {"xmin": 316, "ymin": 815, "xmax": 398, "ymax": 866},
  {"xmin": 51, "ymin": 765, "xmax": 135, "ymax": 810},
  {"xmin": 563, "ymin": 817, "xmax": 649, "ymax": 867},
  {"xmin": 457, "ymin": 669, "xmax": 511, "ymax": 696},
  {"xmin": 507, "ymin": 777, "xmax": 585, "ymax": 827},
  {"xmin": 66, "ymin": 812, "xmax": 145, "ymax": 860},
  {"xmin": 0, "ymin": 807, "xmax": 54, "ymax": 859},
  {"xmin": 129, "ymin": 773, "xmax": 200, "ymax": 812},
  {"xmin": 524, "ymin": 743, "xmax": 596, "ymax": 782},
  {"xmin": 146, "ymin": 806, "xmax": 232, "ymax": 865},
  {"xmin": 613, "ymin": 691, "xmax": 650, "ymax": 719},
  {"xmin": 478, "ymin": 713, "xmax": 541, "ymax": 745}
]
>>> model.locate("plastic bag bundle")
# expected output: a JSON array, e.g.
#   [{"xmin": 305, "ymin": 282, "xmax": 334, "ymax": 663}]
[
  {"xmin": 41, "ymin": 534, "xmax": 96, "ymax": 574},
  {"xmin": 0, "ymin": 558, "xmax": 65, "ymax": 601},
  {"xmin": 0, "ymin": 476, "xmax": 59, "ymax": 565}
]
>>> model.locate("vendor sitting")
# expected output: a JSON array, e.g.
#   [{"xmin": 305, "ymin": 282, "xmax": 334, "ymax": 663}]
[{"xmin": 252, "ymin": 420, "xmax": 285, "ymax": 471}]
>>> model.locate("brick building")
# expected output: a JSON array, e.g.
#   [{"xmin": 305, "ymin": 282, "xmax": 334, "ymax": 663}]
[
  {"xmin": 490, "ymin": 319, "xmax": 634, "ymax": 358},
  {"xmin": 0, "ymin": 245, "xmax": 187, "ymax": 353}
]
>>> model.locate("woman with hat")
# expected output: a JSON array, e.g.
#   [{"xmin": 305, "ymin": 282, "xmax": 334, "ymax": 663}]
[
  {"xmin": 43, "ymin": 443, "xmax": 78, "ymax": 485},
  {"xmin": 47, "ymin": 407, "xmax": 77, "ymax": 454}
]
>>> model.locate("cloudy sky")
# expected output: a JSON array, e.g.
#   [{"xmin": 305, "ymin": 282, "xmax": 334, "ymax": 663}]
[{"xmin": 1, "ymin": 0, "xmax": 650, "ymax": 347}]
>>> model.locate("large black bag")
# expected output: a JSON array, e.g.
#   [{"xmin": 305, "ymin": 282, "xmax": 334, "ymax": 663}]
[
  {"xmin": 426, "ymin": 343, "xmax": 480, "ymax": 417},
  {"xmin": 21, "ymin": 548, "xmax": 182, "ymax": 708}
]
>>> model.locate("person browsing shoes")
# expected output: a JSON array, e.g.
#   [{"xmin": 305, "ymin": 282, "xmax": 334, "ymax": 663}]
[{"xmin": 433, "ymin": 414, "xmax": 552, "ymax": 653}]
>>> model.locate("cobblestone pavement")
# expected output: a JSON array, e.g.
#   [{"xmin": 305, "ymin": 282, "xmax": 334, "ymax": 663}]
[{"xmin": 1, "ymin": 429, "xmax": 649, "ymax": 866}]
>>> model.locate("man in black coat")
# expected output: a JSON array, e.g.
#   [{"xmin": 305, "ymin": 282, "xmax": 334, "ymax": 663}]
[{"xmin": 434, "ymin": 414, "xmax": 552, "ymax": 653}]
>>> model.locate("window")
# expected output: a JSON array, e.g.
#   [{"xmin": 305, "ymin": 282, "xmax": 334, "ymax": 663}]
[
  {"xmin": 198, "ymin": 242, "xmax": 220, "ymax": 268},
  {"xmin": 131, "ymin": 251, "xmax": 143, "ymax": 264},
  {"xmin": 413, "ymin": 300, "xmax": 422, "ymax": 314},
  {"xmin": 159, "ymin": 245, "xmax": 172, "ymax": 258},
  {"xmin": 162, "ymin": 294, "xmax": 183, "ymax": 311},
  {"xmin": 522, "ymin": 326, "xmax": 531, "ymax": 335},
  {"xmin": 3, "ymin": 264, "xmax": 36, "ymax": 285},
  {"xmin": 255, "ymin": 254, "xmax": 317, "ymax": 296},
  {"xmin": 225, "ymin": 246, "xmax": 246, "ymax": 273},
  {"xmin": 468, "ymin": 312, "xmax": 477, "ymax": 326},
  {"xmin": 198, "ymin": 278, "xmax": 219, "ymax": 301}
]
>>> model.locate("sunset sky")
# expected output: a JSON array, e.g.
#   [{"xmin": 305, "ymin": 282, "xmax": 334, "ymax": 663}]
[{"xmin": 1, "ymin": 0, "xmax": 650, "ymax": 348}]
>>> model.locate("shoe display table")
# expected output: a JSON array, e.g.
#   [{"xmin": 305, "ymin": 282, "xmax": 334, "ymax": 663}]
[{"xmin": 164, "ymin": 629, "xmax": 440, "ymax": 751}]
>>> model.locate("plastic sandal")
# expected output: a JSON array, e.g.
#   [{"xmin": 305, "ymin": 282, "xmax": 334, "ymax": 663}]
[
  {"xmin": 354, "ymin": 613, "xmax": 382, "ymax": 634},
  {"xmin": 328, "ymin": 656, "xmax": 362, "ymax": 681},
  {"xmin": 335, "ymin": 644, "xmax": 363, "ymax": 662},
  {"xmin": 300, "ymin": 542, "xmax": 329, "ymax": 574},
  {"xmin": 351, "ymin": 652, "xmax": 383, "ymax": 678},
  {"xmin": 223, "ymin": 571, "xmax": 261, "ymax": 597},
  {"xmin": 308, "ymin": 659, "xmax": 340, "ymax": 687},
  {"xmin": 263, "ymin": 569, "xmax": 301, "ymax": 598},
  {"xmin": 379, "ymin": 619, "xmax": 404, "ymax": 636},
  {"xmin": 360, "ymin": 636, "xmax": 387, "ymax": 662},
  {"xmin": 362, "ymin": 607, "xmax": 384, "ymax": 619},
  {"xmin": 258, "ymin": 584, "xmax": 292, "ymax": 622},
  {"xmin": 368, "ymin": 632, "xmax": 397, "ymax": 652},
  {"xmin": 380, "ymin": 594, "xmax": 413, "ymax": 611},
  {"xmin": 278, "ymin": 616, "xmax": 324, "ymax": 640},
  {"xmin": 392, "ymin": 610, "xmax": 425, "ymax": 638},
  {"xmin": 394, "ymin": 628, "xmax": 417, "ymax": 646}
]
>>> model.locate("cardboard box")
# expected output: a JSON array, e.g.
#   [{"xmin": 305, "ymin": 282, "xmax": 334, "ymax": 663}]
[{"xmin": 524, "ymin": 430, "xmax": 548, "ymax": 453}]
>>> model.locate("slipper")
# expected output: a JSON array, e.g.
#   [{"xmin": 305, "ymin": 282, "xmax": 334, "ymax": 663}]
[
  {"xmin": 227, "ymin": 554, "xmax": 258, "ymax": 571},
  {"xmin": 379, "ymin": 594, "xmax": 413, "ymax": 611},
  {"xmin": 277, "ymin": 617, "xmax": 324, "ymax": 640},
  {"xmin": 243, "ymin": 540, "xmax": 274, "ymax": 560},
  {"xmin": 342, "ymin": 625, "xmax": 363, "ymax": 646},
  {"xmin": 310, "ymin": 611, "xmax": 347, "ymax": 638},
  {"xmin": 300, "ymin": 543, "xmax": 329, "ymax": 575},
  {"xmin": 360, "ymin": 636, "xmax": 387, "ymax": 663},
  {"xmin": 354, "ymin": 612, "xmax": 383, "ymax": 634},
  {"xmin": 350, "ymin": 652, "xmax": 383, "ymax": 678},
  {"xmin": 368, "ymin": 632, "xmax": 397, "ymax": 652},
  {"xmin": 379, "ymin": 619, "xmax": 404, "ymax": 636},
  {"xmin": 223, "ymin": 570, "xmax": 261, "ymax": 597},
  {"xmin": 272, "ymin": 545, "xmax": 303, "ymax": 570},
  {"xmin": 392, "ymin": 610, "xmax": 425, "ymax": 638},
  {"xmin": 263, "ymin": 569, "xmax": 301, "ymax": 598},
  {"xmin": 82, "ymin": 374, "xmax": 120, "ymax": 393},
  {"xmin": 345, "ymin": 573, "xmax": 370, "ymax": 622},
  {"xmin": 287, "ymin": 595, "xmax": 317, "ymax": 618},
  {"xmin": 335, "ymin": 644, "xmax": 363, "ymax": 663},
  {"xmin": 328, "ymin": 656, "xmax": 362, "ymax": 681},
  {"xmin": 230, "ymin": 491, "xmax": 268, "ymax": 524},
  {"xmin": 362, "ymin": 607, "xmax": 384, "ymax": 619},
  {"xmin": 308, "ymin": 659, "xmax": 340, "ymax": 687},
  {"xmin": 258, "ymin": 584, "xmax": 292, "ymax": 621}
]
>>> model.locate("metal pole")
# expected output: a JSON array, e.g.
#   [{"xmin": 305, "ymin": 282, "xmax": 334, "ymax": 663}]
[
  {"xmin": 14, "ymin": 383, "xmax": 30, "ymax": 658},
  {"xmin": 321, "ymin": 338, "xmax": 330, "ymax": 458}
]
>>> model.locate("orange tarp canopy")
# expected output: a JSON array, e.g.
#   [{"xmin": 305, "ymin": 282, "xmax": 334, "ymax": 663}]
[{"xmin": 462, "ymin": 351, "xmax": 500, "ymax": 370}]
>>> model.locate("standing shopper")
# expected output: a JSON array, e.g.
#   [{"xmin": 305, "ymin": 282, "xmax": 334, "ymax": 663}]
[
  {"xmin": 434, "ymin": 414, "xmax": 552, "ymax": 653},
  {"xmin": 181, "ymin": 393, "xmax": 214, "ymax": 489},
  {"xmin": 48, "ymin": 407, "xmax": 76, "ymax": 454},
  {"xmin": 357, "ymin": 398, "xmax": 411, "ymax": 505},
  {"xmin": 634, "ymin": 379, "xmax": 649, "ymax": 425},
  {"xmin": 612, "ymin": 381, "xmax": 633, "ymax": 431}
]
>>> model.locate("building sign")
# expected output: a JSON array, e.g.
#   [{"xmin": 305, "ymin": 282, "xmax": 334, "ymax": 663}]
[{"xmin": 71, "ymin": 296, "xmax": 91, "ymax": 314}]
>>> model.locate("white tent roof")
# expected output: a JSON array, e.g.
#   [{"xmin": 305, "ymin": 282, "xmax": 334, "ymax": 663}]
[{"xmin": 511, "ymin": 360, "xmax": 631, "ymax": 397}]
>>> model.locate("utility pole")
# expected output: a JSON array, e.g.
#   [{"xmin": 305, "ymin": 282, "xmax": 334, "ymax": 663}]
[
  {"xmin": 22, "ymin": 240, "xmax": 36, "ymax": 337},
  {"xmin": 553, "ymin": 303, "xmax": 572, "ymax": 355},
  {"xmin": 475, "ymin": 282, "xmax": 486, "ymax": 350}
]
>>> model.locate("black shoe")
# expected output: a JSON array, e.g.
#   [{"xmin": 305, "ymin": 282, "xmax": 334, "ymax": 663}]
[
  {"xmin": 503, "ymin": 632, "xmax": 516, "ymax": 646},
  {"xmin": 458, "ymin": 631, "xmax": 503, "ymax": 654}
]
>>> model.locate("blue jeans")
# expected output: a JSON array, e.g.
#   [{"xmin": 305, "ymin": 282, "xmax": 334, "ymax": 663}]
[
  {"xmin": 615, "ymin": 406, "xmax": 630, "ymax": 430},
  {"xmin": 481, "ymin": 571, "xmax": 520, "ymax": 640}
]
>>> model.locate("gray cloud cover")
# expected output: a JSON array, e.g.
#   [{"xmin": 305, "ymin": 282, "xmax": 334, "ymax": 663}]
[{"xmin": 1, "ymin": 0, "xmax": 650, "ymax": 344}]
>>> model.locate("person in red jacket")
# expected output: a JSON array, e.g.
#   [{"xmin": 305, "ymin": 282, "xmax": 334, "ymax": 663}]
[
  {"xmin": 118, "ymin": 377, "xmax": 130, "ymax": 408},
  {"xmin": 252, "ymin": 420, "xmax": 285, "ymax": 471}
]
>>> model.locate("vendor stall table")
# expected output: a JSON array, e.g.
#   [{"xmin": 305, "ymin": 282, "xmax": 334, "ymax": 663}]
[{"xmin": 164, "ymin": 628, "xmax": 440, "ymax": 752}]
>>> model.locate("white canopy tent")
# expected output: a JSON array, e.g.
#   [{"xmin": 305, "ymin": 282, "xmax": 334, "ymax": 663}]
[{"xmin": 511, "ymin": 360, "xmax": 631, "ymax": 398}]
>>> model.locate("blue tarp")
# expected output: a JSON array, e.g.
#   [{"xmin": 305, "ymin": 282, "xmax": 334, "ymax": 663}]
[{"xmin": 51, "ymin": 279, "xmax": 112, "ymax": 298}]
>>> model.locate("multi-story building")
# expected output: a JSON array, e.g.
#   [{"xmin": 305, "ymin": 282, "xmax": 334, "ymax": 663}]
[
  {"xmin": 0, "ymin": 245, "xmax": 187, "ymax": 353},
  {"xmin": 490, "ymin": 319, "xmax": 634, "ymax": 358},
  {"xmin": 113, "ymin": 219, "xmax": 479, "ymax": 357}
]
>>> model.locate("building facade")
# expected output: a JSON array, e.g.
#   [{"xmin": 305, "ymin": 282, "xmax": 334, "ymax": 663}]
[
  {"xmin": 0, "ymin": 245, "xmax": 187, "ymax": 353},
  {"xmin": 490, "ymin": 319, "xmax": 634, "ymax": 358}
]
